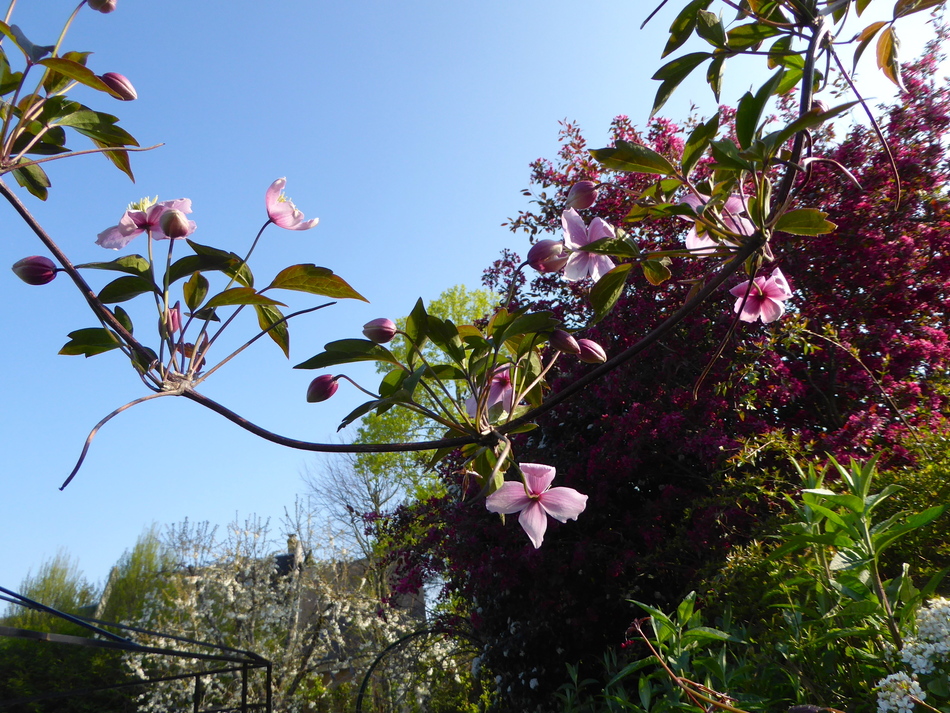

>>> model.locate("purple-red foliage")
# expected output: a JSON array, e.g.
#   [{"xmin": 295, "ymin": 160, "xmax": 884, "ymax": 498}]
[{"xmin": 384, "ymin": 52, "xmax": 950, "ymax": 710}]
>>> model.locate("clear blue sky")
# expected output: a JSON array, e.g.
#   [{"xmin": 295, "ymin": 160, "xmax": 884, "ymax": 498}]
[{"xmin": 0, "ymin": 0, "xmax": 928, "ymax": 592}]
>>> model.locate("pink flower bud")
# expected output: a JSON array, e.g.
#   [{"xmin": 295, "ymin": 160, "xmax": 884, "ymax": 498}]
[
  {"xmin": 87, "ymin": 0, "xmax": 117, "ymax": 12},
  {"xmin": 12, "ymin": 256, "xmax": 57, "ymax": 285},
  {"xmin": 165, "ymin": 301, "xmax": 181, "ymax": 335},
  {"xmin": 362, "ymin": 318, "xmax": 397, "ymax": 344},
  {"xmin": 565, "ymin": 181, "xmax": 599, "ymax": 210},
  {"xmin": 99, "ymin": 72, "xmax": 136, "ymax": 100},
  {"xmin": 577, "ymin": 338, "xmax": 607, "ymax": 364},
  {"xmin": 550, "ymin": 329, "xmax": 580, "ymax": 355},
  {"xmin": 307, "ymin": 375, "xmax": 339, "ymax": 403},
  {"xmin": 527, "ymin": 240, "xmax": 569, "ymax": 273},
  {"xmin": 159, "ymin": 209, "xmax": 192, "ymax": 239}
]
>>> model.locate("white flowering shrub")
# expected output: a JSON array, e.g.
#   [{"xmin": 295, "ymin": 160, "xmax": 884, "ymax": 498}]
[
  {"xmin": 122, "ymin": 517, "xmax": 454, "ymax": 712},
  {"xmin": 876, "ymin": 597, "xmax": 950, "ymax": 713}
]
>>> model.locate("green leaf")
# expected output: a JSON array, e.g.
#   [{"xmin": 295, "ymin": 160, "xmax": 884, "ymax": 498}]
[
  {"xmin": 75, "ymin": 254, "xmax": 150, "ymax": 277},
  {"xmin": 735, "ymin": 70, "xmax": 784, "ymax": 149},
  {"xmin": 204, "ymin": 287, "xmax": 286, "ymax": 309},
  {"xmin": 709, "ymin": 139, "xmax": 751, "ymax": 170},
  {"xmin": 726, "ymin": 22, "xmax": 779, "ymax": 50},
  {"xmin": 681, "ymin": 112, "xmax": 719, "ymax": 175},
  {"xmin": 186, "ymin": 241, "xmax": 254, "ymax": 287},
  {"xmin": 651, "ymin": 52, "xmax": 711, "ymax": 116},
  {"xmin": 642, "ymin": 259, "xmax": 672, "ymax": 286},
  {"xmin": 591, "ymin": 140, "xmax": 678, "ymax": 176},
  {"xmin": 705, "ymin": 54, "xmax": 725, "ymax": 103},
  {"xmin": 876, "ymin": 25, "xmax": 904, "ymax": 90},
  {"xmin": 853, "ymin": 21, "xmax": 888, "ymax": 72},
  {"xmin": 893, "ymin": 0, "xmax": 945, "ymax": 18},
  {"xmin": 295, "ymin": 339, "xmax": 401, "ymax": 370},
  {"xmin": 774, "ymin": 208, "xmax": 837, "ymax": 236},
  {"xmin": 426, "ymin": 315, "xmax": 466, "ymax": 364},
  {"xmin": 682, "ymin": 626, "xmax": 737, "ymax": 642},
  {"xmin": 405, "ymin": 298, "xmax": 429, "ymax": 353},
  {"xmin": 98, "ymin": 275, "xmax": 157, "ymax": 304},
  {"xmin": 499, "ymin": 312, "xmax": 560, "ymax": 343},
  {"xmin": 183, "ymin": 271, "xmax": 209, "ymax": 311},
  {"xmin": 695, "ymin": 10, "xmax": 726, "ymax": 48},
  {"xmin": 112, "ymin": 305, "xmax": 133, "ymax": 334},
  {"xmin": 338, "ymin": 400, "xmax": 382, "ymax": 431},
  {"xmin": 580, "ymin": 233, "xmax": 642, "ymax": 258},
  {"xmin": 267, "ymin": 264, "xmax": 367, "ymax": 301},
  {"xmin": 93, "ymin": 140, "xmax": 134, "ymax": 182},
  {"xmin": 36, "ymin": 58, "xmax": 124, "ymax": 98},
  {"xmin": 255, "ymin": 304, "xmax": 290, "ymax": 358},
  {"xmin": 662, "ymin": 0, "xmax": 713, "ymax": 57},
  {"xmin": 59, "ymin": 327, "xmax": 120, "ymax": 357},
  {"xmin": 11, "ymin": 161, "xmax": 50, "ymax": 200},
  {"xmin": 0, "ymin": 22, "xmax": 54, "ymax": 62},
  {"xmin": 589, "ymin": 263, "xmax": 633, "ymax": 324},
  {"xmin": 764, "ymin": 102, "xmax": 859, "ymax": 158}
]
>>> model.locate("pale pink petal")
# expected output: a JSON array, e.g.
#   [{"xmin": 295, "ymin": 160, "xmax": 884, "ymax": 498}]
[
  {"xmin": 587, "ymin": 217, "xmax": 615, "ymax": 243},
  {"xmin": 266, "ymin": 178, "xmax": 285, "ymax": 214},
  {"xmin": 588, "ymin": 254, "xmax": 617, "ymax": 282},
  {"xmin": 520, "ymin": 463, "xmax": 556, "ymax": 495},
  {"xmin": 538, "ymin": 487, "xmax": 588, "ymax": 523},
  {"xmin": 486, "ymin": 482, "xmax": 533, "ymax": 514},
  {"xmin": 681, "ymin": 194, "xmax": 707, "ymax": 212},
  {"xmin": 518, "ymin": 501, "xmax": 549, "ymax": 548},
  {"xmin": 734, "ymin": 293, "xmax": 764, "ymax": 322},
  {"xmin": 758, "ymin": 298, "xmax": 786, "ymax": 323},
  {"xmin": 686, "ymin": 228, "xmax": 719, "ymax": 255},
  {"xmin": 563, "ymin": 253, "xmax": 592, "ymax": 282},
  {"xmin": 95, "ymin": 224, "xmax": 137, "ymax": 249},
  {"xmin": 561, "ymin": 209, "xmax": 588, "ymax": 250},
  {"xmin": 161, "ymin": 198, "xmax": 193, "ymax": 214},
  {"xmin": 729, "ymin": 278, "xmax": 753, "ymax": 298},
  {"xmin": 766, "ymin": 268, "xmax": 792, "ymax": 299}
]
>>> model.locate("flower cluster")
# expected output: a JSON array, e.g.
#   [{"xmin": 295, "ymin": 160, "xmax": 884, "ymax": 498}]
[
  {"xmin": 876, "ymin": 672, "xmax": 926, "ymax": 713},
  {"xmin": 899, "ymin": 597, "xmax": 950, "ymax": 675}
]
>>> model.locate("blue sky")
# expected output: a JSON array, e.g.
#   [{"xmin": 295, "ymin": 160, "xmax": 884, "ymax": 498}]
[{"xmin": 0, "ymin": 1, "xmax": 932, "ymax": 592}]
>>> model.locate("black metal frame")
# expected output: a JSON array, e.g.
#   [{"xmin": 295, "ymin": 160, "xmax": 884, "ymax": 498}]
[{"xmin": 0, "ymin": 586, "xmax": 273, "ymax": 712}]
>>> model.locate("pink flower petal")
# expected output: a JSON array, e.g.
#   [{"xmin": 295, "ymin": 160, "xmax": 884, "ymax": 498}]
[
  {"xmin": 520, "ymin": 463, "xmax": 556, "ymax": 495},
  {"xmin": 486, "ymin": 482, "xmax": 533, "ymax": 514},
  {"xmin": 538, "ymin": 487, "xmax": 588, "ymax": 523},
  {"xmin": 561, "ymin": 208, "xmax": 588, "ymax": 250},
  {"xmin": 758, "ymin": 298, "xmax": 786, "ymax": 323},
  {"xmin": 518, "ymin": 501, "xmax": 549, "ymax": 549}
]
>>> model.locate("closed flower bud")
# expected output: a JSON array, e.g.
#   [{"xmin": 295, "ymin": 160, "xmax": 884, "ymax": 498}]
[
  {"xmin": 565, "ymin": 181, "xmax": 599, "ymax": 210},
  {"xmin": 362, "ymin": 318, "xmax": 397, "ymax": 344},
  {"xmin": 527, "ymin": 240, "xmax": 569, "ymax": 273},
  {"xmin": 100, "ymin": 72, "xmax": 136, "ymax": 100},
  {"xmin": 12, "ymin": 256, "xmax": 57, "ymax": 285},
  {"xmin": 159, "ymin": 209, "xmax": 192, "ymax": 238},
  {"xmin": 550, "ymin": 329, "xmax": 580, "ymax": 355},
  {"xmin": 577, "ymin": 338, "xmax": 607, "ymax": 364},
  {"xmin": 307, "ymin": 375, "xmax": 339, "ymax": 403},
  {"xmin": 164, "ymin": 301, "xmax": 182, "ymax": 335},
  {"xmin": 87, "ymin": 0, "xmax": 117, "ymax": 12}
]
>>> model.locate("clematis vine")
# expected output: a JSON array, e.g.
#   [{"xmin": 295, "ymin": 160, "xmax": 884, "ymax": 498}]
[
  {"xmin": 561, "ymin": 208, "xmax": 616, "ymax": 282},
  {"xmin": 96, "ymin": 197, "xmax": 196, "ymax": 249},
  {"xmin": 485, "ymin": 463, "xmax": 588, "ymax": 548},
  {"xmin": 681, "ymin": 194, "xmax": 753, "ymax": 255},
  {"xmin": 729, "ymin": 267, "xmax": 792, "ymax": 323},
  {"xmin": 466, "ymin": 365, "xmax": 514, "ymax": 418},
  {"xmin": 265, "ymin": 178, "xmax": 319, "ymax": 230}
]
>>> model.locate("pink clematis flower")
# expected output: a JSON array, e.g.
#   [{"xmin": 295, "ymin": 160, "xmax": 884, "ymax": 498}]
[
  {"xmin": 486, "ymin": 463, "xmax": 588, "ymax": 548},
  {"xmin": 466, "ymin": 365, "xmax": 514, "ymax": 417},
  {"xmin": 681, "ymin": 194, "xmax": 753, "ymax": 255},
  {"xmin": 729, "ymin": 267, "xmax": 792, "ymax": 323},
  {"xmin": 562, "ymin": 209, "xmax": 616, "ymax": 282},
  {"xmin": 96, "ymin": 198, "xmax": 196, "ymax": 249},
  {"xmin": 265, "ymin": 178, "xmax": 319, "ymax": 230}
]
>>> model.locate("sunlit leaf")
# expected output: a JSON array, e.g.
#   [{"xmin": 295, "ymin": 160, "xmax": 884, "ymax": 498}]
[
  {"xmin": 775, "ymin": 208, "xmax": 837, "ymax": 236},
  {"xmin": 183, "ymin": 271, "xmax": 209, "ymax": 311},
  {"xmin": 267, "ymin": 264, "xmax": 367, "ymax": 301},
  {"xmin": 59, "ymin": 327, "xmax": 120, "ymax": 357},
  {"xmin": 255, "ymin": 303, "xmax": 290, "ymax": 358},
  {"xmin": 651, "ymin": 52, "xmax": 711, "ymax": 116},
  {"xmin": 589, "ymin": 263, "xmax": 633, "ymax": 325},
  {"xmin": 591, "ymin": 140, "xmax": 678, "ymax": 176},
  {"xmin": 204, "ymin": 287, "xmax": 286, "ymax": 309},
  {"xmin": 98, "ymin": 275, "xmax": 156, "ymax": 304},
  {"xmin": 682, "ymin": 112, "xmax": 719, "ymax": 175},
  {"xmin": 75, "ymin": 254, "xmax": 150, "ymax": 277}
]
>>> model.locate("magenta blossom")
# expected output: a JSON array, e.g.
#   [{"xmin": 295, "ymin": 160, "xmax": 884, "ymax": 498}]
[
  {"xmin": 96, "ymin": 198, "xmax": 196, "ymax": 249},
  {"xmin": 485, "ymin": 463, "xmax": 588, "ymax": 548},
  {"xmin": 681, "ymin": 194, "xmax": 753, "ymax": 255},
  {"xmin": 466, "ymin": 365, "xmax": 514, "ymax": 417},
  {"xmin": 265, "ymin": 178, "xmax": 319, "ymax": 230},
  {"xmin": 562, "ymin": 209, "xmax": 616, "ymax": 282},
  {"xmin": 527, "ymin": 239, "xmax": 569, "ymax": 273},
  {"xmin": 729, "ymin": 267, "xmax": 792, "ymax": 323},
  {"xmin": 12, "ymin": 256, "xmax": 57, "ymax": 285},
  {"xmin": 565, "ymin": 181, "xmax": 599, "ymax": 210}
]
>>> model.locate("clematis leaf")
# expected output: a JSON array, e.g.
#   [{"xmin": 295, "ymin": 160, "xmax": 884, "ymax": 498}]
[
  {"xmin": 0, "ymin": 22, "xmax": 54, "ymax": 62},
  {"xmin": 267, "ymin": 264, "xmax": 367, "ymax": 301},
  {"xmin": 591, "ymin": 140, "xmax": 678, "ymax": 176},
  {"xmin": 642, "ymin": 259, "xmax": 673, "ymax": 286},
  {"xmin": 735, "ymin": 70, "xmax": 784, "ymax": 149},
  {"xmin": 255, "ymin": 304, "xmax": 290, "ymax": 358},
  {"xmin": 405, "ymin": 298, "xmax": 429, "ymax": 357},
  {"xmin": 589, "ymin": 263, "xmax": 633, "ymax": 325},
  {"xmin": 98, "ymin": 275, "xmax": 157, "ymax": 304},
  {"xmin": 204, "ymin": 287, "xmax": 285, "ymax": 309},
  {"xmin": 37, "ymin": 58, "xmax": 122, "ymax": 97},
  {"xmin": 183, "ymin": 272, "xmax": 210, "ymax": 311},
  {"xmin": 59, "ymin": 327, "xmax": 121, "ymax": 357},
  {"xmin": 650, "ymin": 52, "xmax": 711, "ymax": 116},
  {"xmin": 709, "ymin": 139, "xmax": 751, "ymax": 171},
  {"xmin": 94, "ymin": 141, "xmax": 134, "ymax": 181},
  {"xmin": 76, "ymin": 254, "xmax": 150, "ymax": 277},
  {"xmin": 876, "ymin": 25, "xmax": 904, "ymax": 90},
  {"xmin": 295, "ymin": 339, "xmax": 402, "ymax": 370},
  {"xmin": 706, "ymin": 54, "xmax": 725, "ymax": 102},
  {"xmin": 12, "ymin": 160, "xmax": 50, "ymax": 200},
  {"xmin": 427, "ymin": 315, "xmax": 466, "ymax": 364},
  {"xmin": 726, "ymin": 22, "xmax": 779, "ymax": 50},
  {"xmin": 853, "ymin": 21, "xmax": 888, "ymax": 72},
  {"xmin": 662, "ymin": 0, "xmax": 712, "ymax": 57},
  {"xmin": 187, "ymin": 241, "xmax": 254, "ymax": 287},
  {"xmin": 580, "ymin": 233, "xmax": 641, "ymax": 258},
  {"xmin": 682, "ymin": 113, "xmax": 719, "ymax": 175},
  {"xmin": 775, "ymin": 208, "xmax": 836, "ymax": 236},
  {"xmin": 695, "ymin": 10, "xmax": 726, "ymax": 48},
  {"xmin": 496, "ymin": 312, "xmax": 560, "ymax": 344},
  {"xmin": 112, "ymin": 305, "xmax": 133, "ymax": 334}
]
